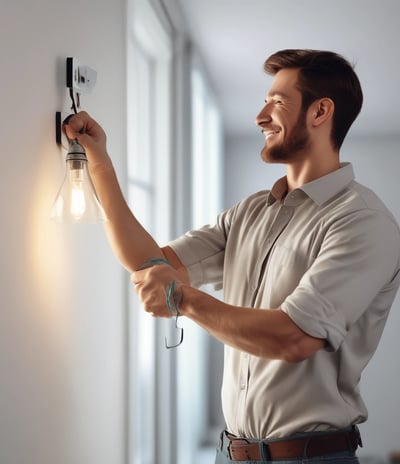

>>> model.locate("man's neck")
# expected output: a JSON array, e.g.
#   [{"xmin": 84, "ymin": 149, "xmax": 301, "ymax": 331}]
[{"xmin": 285, "ymin": 151, "xmax": 340, "ymax": 191}]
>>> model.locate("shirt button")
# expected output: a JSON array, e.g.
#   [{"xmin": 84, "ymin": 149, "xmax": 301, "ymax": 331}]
[{"xmin": 240, "ymin": 383, "xmax": 246, "ymax": 390}]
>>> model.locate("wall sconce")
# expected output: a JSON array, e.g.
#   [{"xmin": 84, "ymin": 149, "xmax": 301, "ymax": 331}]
[
  {"xmin": 50, "ymin": 130, "xmax": 106, "ymax": 223},
  {"xmin": 51, "ymin": 58, "xmax": 106, "ymax": 224}
]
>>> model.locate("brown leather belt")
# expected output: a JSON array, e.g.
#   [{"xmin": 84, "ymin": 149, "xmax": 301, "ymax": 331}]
[{"xmin": 226, "ymin": 428, "xmax": 361, "ymax": 461}]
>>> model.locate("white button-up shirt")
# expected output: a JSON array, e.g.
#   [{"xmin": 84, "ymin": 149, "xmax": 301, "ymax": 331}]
[{"xmin": 169, "ymin": 163, "xmax": 400, "ymax": 439}]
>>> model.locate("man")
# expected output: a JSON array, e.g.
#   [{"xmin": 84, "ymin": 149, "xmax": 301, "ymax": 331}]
[{"xmin": 66, "ymin": 49, "xmax": 400, "ymax": 463}]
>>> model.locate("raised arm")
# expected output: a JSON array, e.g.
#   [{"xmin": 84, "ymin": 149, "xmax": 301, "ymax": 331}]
[{"xmin": 64, "ymin": 111, "xmax": 187, "ymax": 280}]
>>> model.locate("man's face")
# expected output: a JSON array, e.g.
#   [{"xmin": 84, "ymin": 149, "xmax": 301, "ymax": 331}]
[{"xmin": 255, "ymin": 68, "xmax": 310, "ymax": 163}]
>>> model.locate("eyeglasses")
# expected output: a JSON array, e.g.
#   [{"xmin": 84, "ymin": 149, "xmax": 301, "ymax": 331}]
[{"xmin": 164, "ymin": 280, "xmax": 184, "ymax": 349}]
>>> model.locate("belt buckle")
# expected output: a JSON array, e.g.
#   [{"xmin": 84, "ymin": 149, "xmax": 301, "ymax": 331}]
[{"xmin": 227, "ymin": 437, "xmax": 256, "ymax": 461}]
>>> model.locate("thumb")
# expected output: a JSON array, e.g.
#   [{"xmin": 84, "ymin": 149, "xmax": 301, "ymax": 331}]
[{"xmin": 64, "ymin": 122, "xmax": 81, "ymax": 142}]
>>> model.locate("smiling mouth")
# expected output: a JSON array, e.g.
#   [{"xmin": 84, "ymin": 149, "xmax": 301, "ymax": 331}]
[{"xmin": 262, "ymin": 129, "xmax": 280, "ymax": 140}]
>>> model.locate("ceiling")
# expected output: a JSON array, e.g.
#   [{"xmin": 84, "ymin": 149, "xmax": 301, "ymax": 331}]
[{"xmin": 178, "ymin": 0, "xmax": 400, "ymax": 137}]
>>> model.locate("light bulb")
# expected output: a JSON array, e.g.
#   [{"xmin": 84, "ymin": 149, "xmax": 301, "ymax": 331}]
[{"xmin": 51, "ymin": 140, "xmax": 106, "ymax": 223}]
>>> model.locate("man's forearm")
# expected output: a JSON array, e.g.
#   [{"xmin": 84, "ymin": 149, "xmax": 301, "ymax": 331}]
[
  {"xmin": 179, "ymin": 285, "xmax": 325, "ymax": 362},
  {"xmin": 91, "ymin": 162, "xmax": 165, "ymax": 272},
  {"xmin": 63, "ymin": 112, "xmax": 166, "ymax": 272}
]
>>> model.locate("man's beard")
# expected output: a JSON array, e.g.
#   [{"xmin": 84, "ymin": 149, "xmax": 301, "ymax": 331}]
[{"xmin": 261, "ymin": 110, "xmax": 310, "ymax": 163}]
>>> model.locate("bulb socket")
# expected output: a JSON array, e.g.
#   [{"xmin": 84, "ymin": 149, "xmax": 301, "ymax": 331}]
[{"xmin": 65, "ymin": 139, "xmax": 87, "ymax": 162}]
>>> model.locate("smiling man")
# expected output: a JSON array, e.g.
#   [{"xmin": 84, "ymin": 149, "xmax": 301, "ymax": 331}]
[
  {"xmin": 66, "ymin": 49, "xmax": 400, "ymax": 464},
  {"xmin": 258, "ymin": 69, "xmax": 312, "ymax": 164}
]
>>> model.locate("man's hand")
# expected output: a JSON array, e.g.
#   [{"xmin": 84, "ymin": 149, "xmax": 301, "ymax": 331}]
[
  {"xmin": 63, "ymin": 111, "xmax": 111, "ymax": 173},
  {"xmin": 132, "ymin": 264, "xmax": 184, "ymax": 318}
]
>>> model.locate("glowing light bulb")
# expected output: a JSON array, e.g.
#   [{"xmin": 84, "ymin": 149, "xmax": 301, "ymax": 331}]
[
  {"xmin": 51, "ymin": 140, "xmax": 106, "ymax": 223},
  {"xmin": 69, "ymin": 163, "xmax": 87, "ymax": 219}
]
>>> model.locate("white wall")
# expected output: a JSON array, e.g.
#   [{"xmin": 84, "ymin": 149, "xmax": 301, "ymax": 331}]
[
  {"xmin": 224, "ymin": 135, "xmax": 285, "ymax": 208},
  {"xmin": 341, "ymin": 136, "xmax": 400, "ymax": 460},
  {"xmin": 225, "ymin": 133, "xmax": 400, "ymax": 460},
  {"xmin": 0, "ymin": 1, "xmax": 127, "ymax": 463}
]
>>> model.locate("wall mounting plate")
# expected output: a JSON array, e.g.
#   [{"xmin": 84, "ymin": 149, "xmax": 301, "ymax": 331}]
[
  {"xmin": 66, "ymin": 57, "xmax": 97, "ymax": 93},
  {"xmin": 55, "ymin": 111, "xmax": 63, "ymax": 145},
  {"xmin": 55, "ymin": 111, "xmax": 71, "ymax": 147}
]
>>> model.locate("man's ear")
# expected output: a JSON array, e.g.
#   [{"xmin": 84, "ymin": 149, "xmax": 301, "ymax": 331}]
[{"xmin": 310, "ymin": 98, "xmax": 334, "ymax": 127}]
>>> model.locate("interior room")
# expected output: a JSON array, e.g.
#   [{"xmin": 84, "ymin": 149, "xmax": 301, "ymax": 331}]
[{"xmin": 0, "ymin": 0, "xmax": 399, "ymax": 463}]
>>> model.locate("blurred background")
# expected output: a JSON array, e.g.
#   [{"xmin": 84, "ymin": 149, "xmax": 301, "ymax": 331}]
[{"xmin": 0, "ymin": 0, "xmax": 398, "ymax": 463}]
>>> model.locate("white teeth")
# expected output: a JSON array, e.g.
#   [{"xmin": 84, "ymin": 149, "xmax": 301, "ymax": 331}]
[{"xmin": 264, "ymin": 130, "xmax": 279, "ymax": 139}]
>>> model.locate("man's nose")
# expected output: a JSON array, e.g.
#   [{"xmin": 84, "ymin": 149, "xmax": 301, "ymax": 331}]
[{"xmin": 255, "ymin": 103, "xmax": 272, "ymax": 127}]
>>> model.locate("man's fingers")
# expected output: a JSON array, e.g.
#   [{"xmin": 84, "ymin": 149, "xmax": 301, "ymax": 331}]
[
  {"xmin": 63, "ymin": 111, "xmax": 87, "ymax": 133},
  {"xmin": 131, "ymin": 269, "xmax": 148, "ymax": 285},
  {"xmin": 63, "ymin": 111, "xmax": 103, "ymax": 140}
]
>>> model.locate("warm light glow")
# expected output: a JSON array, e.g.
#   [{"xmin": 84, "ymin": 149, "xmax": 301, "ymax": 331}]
[
  {"xmin": 28, "ymin": 142, "xmax": 71, "ymax": 333},
  {"xmin": 51, "ymin": 157, "xmax": 106, "ymax": 224},
  {"xmin": 70, "ymin": 170, "xmax": 86, "ymax": 219}
]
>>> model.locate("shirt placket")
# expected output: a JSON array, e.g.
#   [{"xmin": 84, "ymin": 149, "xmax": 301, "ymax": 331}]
[{"xmin": 236, "ymin": 203, "xmax": 294, "ymax": 436}]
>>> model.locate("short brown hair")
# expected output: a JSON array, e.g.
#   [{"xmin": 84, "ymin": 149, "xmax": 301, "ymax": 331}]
[{"xmin": 264, "ymin": 49, "xmax": 363, "ymax": 150}]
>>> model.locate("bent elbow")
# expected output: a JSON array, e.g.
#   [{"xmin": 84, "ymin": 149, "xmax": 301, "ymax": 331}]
[
  {"xmin": 282, "ymin": 349, "xmax": 310, "ymax": 364},
  {"xmin": 281, "ymin": 336, "xmax": 325, "ymax": 363},
  {"xmin": 281, "ymin": 344, "xmax": 309, "ymax": 363}
]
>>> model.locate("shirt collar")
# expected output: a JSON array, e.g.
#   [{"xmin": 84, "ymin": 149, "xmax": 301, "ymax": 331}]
[{"xmin": 267, "ymin": 162, "xmax": 355, "ymax": 207}]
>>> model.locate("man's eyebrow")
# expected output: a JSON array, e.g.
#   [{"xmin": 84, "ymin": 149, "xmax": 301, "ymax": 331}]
[{"xmin": 265, "ymin": 92, "xmax": 290, "ymax": 101}]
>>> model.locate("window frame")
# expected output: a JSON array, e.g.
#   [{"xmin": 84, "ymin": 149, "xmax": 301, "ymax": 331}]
[{"xmin": 126, "ymin": 1, "xmax": 174, "ymax": 463}]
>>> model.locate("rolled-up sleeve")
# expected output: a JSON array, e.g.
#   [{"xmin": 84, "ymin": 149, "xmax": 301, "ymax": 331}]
[
  {"xmin": 168, "ymin": 206, "xmax": 236, "ymax": 289},
  {"xmin": 281, "ymin": 209, "xmax": 400, "ymax": 351}
]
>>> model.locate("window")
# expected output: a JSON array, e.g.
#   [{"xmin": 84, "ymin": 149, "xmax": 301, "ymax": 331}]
[
  {"xmin": 127, "ymin": 0, "xmax": 173, "ymax": 463},
  {"xmin": 126, "ymin": 3, "xmax": 225, "ymax": 463},
  {"xmin": 191, "ymin": 67, "xmax": 223, "ymax": 228},
  {"xmin": 176, "ymin": 58, "xmax": 224, "ymax": 464}
]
